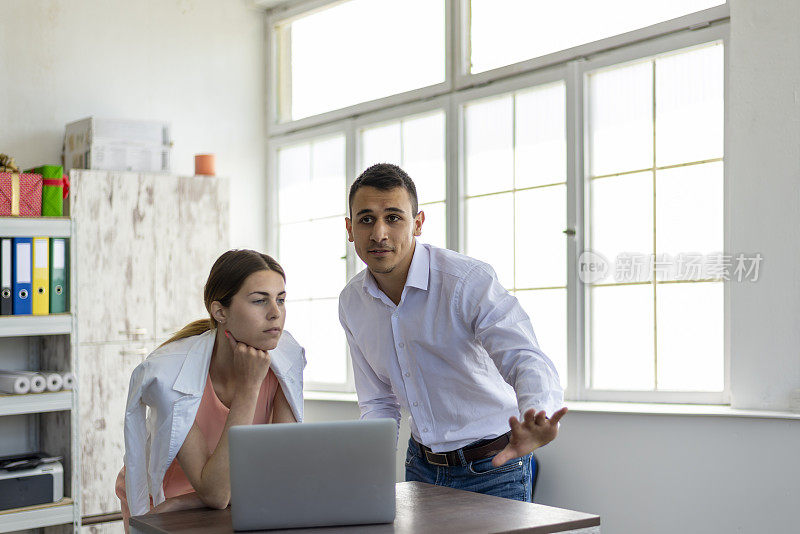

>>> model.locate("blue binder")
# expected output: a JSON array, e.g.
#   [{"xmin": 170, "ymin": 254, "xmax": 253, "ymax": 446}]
[{"xmin": 12, "ymin": 238, "xmax": 33, "ymax": 315}]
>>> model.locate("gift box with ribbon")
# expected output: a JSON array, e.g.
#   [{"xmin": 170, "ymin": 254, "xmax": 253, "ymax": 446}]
[
  {"xmin": 1, "ymin": 154, "xmax": 42, "ymax": 217},
  {"xmin": 0, "ymin": 173, "xmax": 42, "ymax": 217},
  {"xmin": 26, "ymin": 165, "xmax": 69, "ymax": 217}
]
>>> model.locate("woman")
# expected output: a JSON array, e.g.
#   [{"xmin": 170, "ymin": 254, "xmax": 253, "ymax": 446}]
[{"xmin": 115, "ymin": 250, "xmax": 305, "ymax": 529}]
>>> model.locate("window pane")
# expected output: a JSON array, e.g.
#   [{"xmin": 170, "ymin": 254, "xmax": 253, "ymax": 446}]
[
  {"xmin": 590, "ymin": 172, "xmax": 653, "ymax": 279},
  {"xmin": 277, "ymin": 144, "xmax": 310, "ymax": 224},
  {"xmin": 516, "ymin": 288, "xmax": 567, "ymax": 389},
  {"xmin": 419, "ymin": 201, "xmax": 446, "ymax": 249},
  {"xmin": 515, "ymin": 83, "xmax": 567, "ymax": 188},
  {"xmin": 587, "ymin": 42, "xmax": 724, "ymax": 396},
  {"xmin": 656, "ymin": 162, "xmax": 723, "ymax": 276},
  {"xmin": 515, "ymin": 185, "xmax": 566, "ymax": 289},
  {"xmin": 588, "ymin": 60, "xmax": 653, "ymax": 177},
  {"xmin": 360, "ymin": 122, "xmax": 401, "ymax": 173},
  {"xmin": 286, "ymin": 298, "xmax": 348, "ymax": 385},
  {"xmin": 279, "ymin": 222, "xmax": 314, "ymax": 300},
  {"xmin": 281, "ymin": 0, "xmax": 445, "ymax": 121},
  {"xmin": 656, "ymin": 282, "xmax": 723, "ymax": 391},
  {"xmin": 359, "ymin": 111, "xmax": 446, "ymax": 209},
  {"xmin": 470, "ymin": 0, "xmax": 724, "ymax": 74},
  {"xmin": 465, "ymin": 193, "xmax": 514, "ymax": 288},
  {"xmin": 402, "ymin": 112, "xmax": 446, "ymax": 203},
  {"xmin": 656, "ymin": 43, "xmax": 724, "ymax": 167},
  {"xmin": 279, "ymin": 218, "xmax": 345, "ymax": 300},
  {"xmin": 284, "ymin": 299, "xmax": 311, "ymax": 360},
  {"xmin": 591, "ymin": 284, "xmax": 654, "ymax": 390},
  {"xmin": 308, "ymin": 218, "xmax": 346, "ymax": 298},
  {"xmin": 465, "ymin": 95, "xmax": 514, "ymax": 196},
  {"xmin": 279, "ymin": 136, "xmax": 345, "ymax": 223},
  {"xmin": 311, "ymin": 137, "xmax": 346, "ymax": 218}
]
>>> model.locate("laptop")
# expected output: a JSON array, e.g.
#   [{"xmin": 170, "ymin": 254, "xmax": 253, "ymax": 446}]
[{"xmin": 228, "ymin": 419, "xmax": 397, "ymax": 531}]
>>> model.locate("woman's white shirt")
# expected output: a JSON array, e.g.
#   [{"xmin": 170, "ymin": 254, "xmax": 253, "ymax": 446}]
[{"xmin": 122, "ymin": 329, "xmax": 305, "ymax": 517}]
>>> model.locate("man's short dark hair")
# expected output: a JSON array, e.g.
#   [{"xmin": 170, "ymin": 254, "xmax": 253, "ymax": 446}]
[{"xmin": 349, "ymin": 163, "xmax": 419, "ymax": 216}]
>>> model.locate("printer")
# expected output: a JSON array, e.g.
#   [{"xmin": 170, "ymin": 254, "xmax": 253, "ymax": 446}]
[{"xmin": 0, "ymin": 452, "xmax": 64, "ymax": 511}]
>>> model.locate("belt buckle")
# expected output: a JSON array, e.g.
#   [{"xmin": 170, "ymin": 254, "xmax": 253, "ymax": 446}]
[{"xmin": 424, "ymin": 450, "xmax": 449, "ymax": 466}]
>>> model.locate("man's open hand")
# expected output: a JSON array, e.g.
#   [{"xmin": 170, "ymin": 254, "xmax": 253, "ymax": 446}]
[{"xmin": 492, "ymin": 407, "xmax": 568, "ymax": 467}]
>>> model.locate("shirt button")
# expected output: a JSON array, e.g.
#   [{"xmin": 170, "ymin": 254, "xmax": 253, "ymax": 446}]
[
  {"xmin": 404, "ymin": 372, "xmax": 410, "ymax": 377},
  {"xmin": 413, "ymin": 402, "xmax": 419, "ymax": 407},
  {"xmin": 398, "ymin": 342, "xmax": 405, "ymax": 349},
  {"xmin": 423, "ymin": 428, "xmax": 429, "ymax": 433}
]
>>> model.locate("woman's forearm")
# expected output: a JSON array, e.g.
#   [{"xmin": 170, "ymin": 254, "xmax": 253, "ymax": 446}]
[
  {"xmin": 194, "ymin": 385, "xmax": 260, "ymax": 508},
  {"xmin": 150, "ymin": 492, "xmax": 208, "ymax": 514}
]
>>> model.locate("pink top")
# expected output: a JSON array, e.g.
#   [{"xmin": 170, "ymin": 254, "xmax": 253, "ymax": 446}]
[{"xmin": 116, "ymin": 370, "xmax": 278, "ymax": 521}]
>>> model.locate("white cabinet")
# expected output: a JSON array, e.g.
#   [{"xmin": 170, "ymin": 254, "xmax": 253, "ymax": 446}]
[
  {"xmin": 69, "ymin": 171, "xmax": 229, "ymax": 523},
  {"xmin": 71, "ymin": 172, "xmax": 158, "ymax": 344},
  {"xmin": 78, "ymin": 342, "xmax": 154, "ymax": 518},
  {"xmin": 154, "ymin": 176, "xmax": 230, "ymax": 338}
]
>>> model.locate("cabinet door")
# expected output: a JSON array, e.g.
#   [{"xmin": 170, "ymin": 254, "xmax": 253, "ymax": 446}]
[
  {"xmin": 78, "ymin": 341, "xmax": 152, "ymax": 516},
  {"xmin": 82, "ymin": 521, "xmax": 124, "ymax": 534},
  {"xmin": 71, "ymin": 171, "xmax": 156, "ymax": 343},
  {"xmin": 154, "ymin": 176, "xmax": 229, "ymax": 338}
]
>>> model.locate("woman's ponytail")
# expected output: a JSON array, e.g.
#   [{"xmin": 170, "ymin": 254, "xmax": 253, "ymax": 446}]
[{"xmin": 159, "ymin": 318, "xmax": 215, "ymax": 348}]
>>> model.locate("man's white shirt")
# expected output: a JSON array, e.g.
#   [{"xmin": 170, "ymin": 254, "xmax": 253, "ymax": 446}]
[{"xmin": 339, "ymin": 242, "xmax": 563, "ymax": 453}]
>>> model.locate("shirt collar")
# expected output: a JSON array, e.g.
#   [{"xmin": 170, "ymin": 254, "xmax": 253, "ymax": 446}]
[
  {"xmin": 361, "ymin": 240, "xmax": 430, "ymax": 299},
  {"xmin": 172, "ymin": 329, "xmax": 216, "ymax": 395},
  {"xmin": 405, "ymin": 241, "xmax": 430, "ymax": 291}
]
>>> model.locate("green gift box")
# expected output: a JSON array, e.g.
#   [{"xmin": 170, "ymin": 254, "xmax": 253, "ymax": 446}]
[{"xmin": 26, "ymin": 165, "xmax": 69, "ymax": 216}]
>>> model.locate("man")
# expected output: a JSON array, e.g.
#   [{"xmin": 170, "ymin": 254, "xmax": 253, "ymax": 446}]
[{"xmin": 339, "ymin": 163, "xmax": 567, "ymax": 502}]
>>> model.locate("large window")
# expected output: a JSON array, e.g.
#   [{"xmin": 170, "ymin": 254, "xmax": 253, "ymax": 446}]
[
  {"xmin": 468, "ymin": 0, "xmax": 725, "ymax": 73},
  {"xmin": 462, "ymin": 83, "xmax": 568, "ymax": 385},
  {"xmin": 272, "ymin": 0, "xmax": 445, "ymax": 121},
  {"xmin": 358, "ymin": 111, "xmax": 447, "ymax": 250},
  {"xmin": 586, "ymin": 42, "xmax": 724, "ymax": 395},
  {"xmin": 267, "ymin": 0, "xmax": 729, "ymax": 403},
  {"xmin": 276, "ymin": 135, "xmax": 349, "ymax": 388}
]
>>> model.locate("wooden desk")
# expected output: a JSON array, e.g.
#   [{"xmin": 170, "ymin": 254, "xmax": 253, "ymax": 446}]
[{"xmin": 130, "ymin": 482, "xmax": 600, "ymax": 534}]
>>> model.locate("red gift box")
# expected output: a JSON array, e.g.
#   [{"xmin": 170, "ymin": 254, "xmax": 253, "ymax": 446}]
[{"xmin": 0, "ymin": 173, "xmax": 42, "ymax": 216}]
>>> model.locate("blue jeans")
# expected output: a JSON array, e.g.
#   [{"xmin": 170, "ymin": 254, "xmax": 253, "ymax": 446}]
[{"xmin": 404, "ymin": 437, "xmax": 533, "ymax": 502}]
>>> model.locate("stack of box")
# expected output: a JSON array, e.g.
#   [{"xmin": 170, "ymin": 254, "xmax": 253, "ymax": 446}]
[{"xmin": 63, "ymin": 117, "xmax": 172, "ymax": 173}]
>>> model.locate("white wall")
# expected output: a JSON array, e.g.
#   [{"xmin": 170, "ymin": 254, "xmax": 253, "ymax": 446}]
[
  {"xmin": 0, "ymin": 0, "xmax": 268, "ymax": 250},
  {"xmin": 306, "ymin": 1, "xmax": 800, "ymax": 533},
  {"xmin": 728, "ymin": 0, "xmax": 800, "ymax": 411}
]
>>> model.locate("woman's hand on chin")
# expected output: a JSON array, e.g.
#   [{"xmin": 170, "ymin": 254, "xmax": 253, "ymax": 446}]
[{"xmin": 225, "ymin": 330, "xmax": 271, "ymax": 389}]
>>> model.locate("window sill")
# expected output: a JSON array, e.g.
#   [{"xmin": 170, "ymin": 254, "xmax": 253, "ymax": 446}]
[
  {"xmin": 564, "ymin": 401, "xmax": 800, "ymax": 420},
  {"xmin": 303, "ymin": 390, "xmax": 359, "ymax": 403},
  {"xmin": 303, "ymin": 391, "xmax": 800, "ymax": 420}
]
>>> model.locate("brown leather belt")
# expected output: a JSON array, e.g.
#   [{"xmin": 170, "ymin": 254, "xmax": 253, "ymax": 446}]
[{"xmin": 413, "ymin": 432, "xmax": 511, "ymax": 467}]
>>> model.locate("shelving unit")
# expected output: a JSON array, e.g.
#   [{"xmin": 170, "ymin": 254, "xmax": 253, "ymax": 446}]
[
  {"xmin": 0, "ymin": 217, "xmax": 79, "ymax": 533},
  {"xmin": 0, "ymin": 391, "xmax": 73, "ymax": 417},
  {"xmin": 0, "ymin": 315, "xmax": 73, "ymax": 338},
  {"xmin": 0, "ymin": 217, "xmax": 71, "ymax": 238},
  {"xmin": 0, "ymin": 499, "xmax": 75, "ymax": 533}
]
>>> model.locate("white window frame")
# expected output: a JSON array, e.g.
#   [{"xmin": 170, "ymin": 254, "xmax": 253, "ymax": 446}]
[
  {"xmin": 573, "ymin": 24, "xmax": 730, "ymax": 404},
  {"xmin": 353, "ymin": 95, "xmax": 452, "ymax": 247},
  {"xmin": 265, "ymin": 0, "xmax": 455, "ymax": 136},
  {"xmin": 264, "ymin": 0, "xmax": 730, "ymax": 402},
  {"xmin": 267, "ymin": 120, "xmax": 356, "ymax": 392},
  {"xmin": 454, "ymin": 2, "xmax": 729, "ymax": 88}
]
